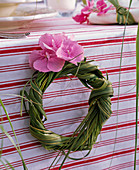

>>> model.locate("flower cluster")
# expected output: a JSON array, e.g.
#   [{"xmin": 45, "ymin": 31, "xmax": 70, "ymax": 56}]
[
  {"xmin": 29, "ymin": 33, "xmax": 84, "ymax": 72},
  {"xmin": 73, "ymin": 0, "xmax": 112, "ymax": 24},
  {"xmin": 73, "ymin": 0, "xmax": 94, "ymax": 24},
  {"xmin": 96, "ymin": 0, "xmax": 112, "ymax": 16}
]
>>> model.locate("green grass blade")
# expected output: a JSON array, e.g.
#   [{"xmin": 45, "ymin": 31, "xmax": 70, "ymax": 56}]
[
  {"xmin": 20, "ymin": 80, "xmax": 30, "ymax": 116},
  {"xmin": 0, "ymin": 98, "xmax": 28, "ymax": 170},
  {"xmin": 0, "ymin": 98, "xmax": 18, "ymax": 144},
  {"xmin": 109, "ymin": 0, "xmax": 133, "ymax": 168},
  {"xmin": 0, "ymin": 126, "xmax": 19, "ymax": 151},
  {"xmin": 0, "ymin": 136, "xmax": 3, "ymax": 158},
  {"xmin": 4, "ymin": 159, "xmax": 15, "ymax": 170},
  {"xmin": 0, "ymin": 159, "xmax": 9, "ymax": 170},
  {"xmin": 134, "ymin": 23, "xmax": 139, "ymax": 170},
  {"xmin": 0, "ymin": 103, "xmax": 12, "ymax": 170},
  {"xmin": 0, "ymin": 126, "xmax": 27, "ymax": 170},
  {"xmin": 0, "ymin": 106, "xmax": 4, "ymax": 159},
  {"xmin": 0, "ymin": 159, "xmax": 15, "ymax": 170}
]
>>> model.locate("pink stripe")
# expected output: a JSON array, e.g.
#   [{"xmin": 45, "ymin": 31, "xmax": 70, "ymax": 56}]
[
  {"xmin": 41, "ymin": 146, "xmax": 139, "ymax": 170},
  {"xmin": 103, "ymin": 160, "xmax": 139, "ymax": 170},
  {"xmin": 0, "ymin": 64, "xmax": 136, "ymax": 91},
  {"xmin": 0, "ymin": 119, "xmax": 138, "ymax": 142},
  {"xmin": 0, "ymin": 36, "xmax": 136, "ymax": 55},
  {"xmin": 1, "ymin": 78, "xmax": 135, "ymax": 107},
  {"xmin": 2, "ymin": 133, "xmax": 138, "ymax": 157},
  {"xmin": 0, "ymin": 51, "xmax": 136, "ymax": 73},
  {"xmin": 1, "ymin": 91, "xmax": 137, "ymax": 123},
  {"xmin": 1, "ymin": 141, "xmax": 138, "ymax": 169}
]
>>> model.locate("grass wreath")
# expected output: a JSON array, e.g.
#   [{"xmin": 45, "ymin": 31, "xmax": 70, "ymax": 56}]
[{"xmin": 21, "ymin": 33, "xmax": 113, "ymax": 169}]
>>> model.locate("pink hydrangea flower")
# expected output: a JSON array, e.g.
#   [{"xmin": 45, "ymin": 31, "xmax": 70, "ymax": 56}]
[
  {"xmin": 73, "ymin": 0, "xmax": 94, "ymax": 24},
  {"xmin": 96, "ymin": 0, "xmax": 112, "ymax": 16},
  {"xmin": 56, "ymin": 38, "xmax": 84, "ymax": 65},
  {"xmin": 29, "ymin": 33, "xmax": 84, "ymax": 73}
]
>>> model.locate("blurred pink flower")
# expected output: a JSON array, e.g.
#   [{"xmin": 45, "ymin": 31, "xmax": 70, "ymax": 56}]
[
  {"xmin": 29, "ymin": 33, "xmax": 84, "ymax": 72},
  {"xmin": 73, "ymin": 0, "xmax": 94, "ymax": 24},
  {"xmin": 72, "ymin": 13, "xmax": 89, "ymax": 24},
  {"xmin": 96, "ymin": 0, "xmax": 112, "ymax": 16}
]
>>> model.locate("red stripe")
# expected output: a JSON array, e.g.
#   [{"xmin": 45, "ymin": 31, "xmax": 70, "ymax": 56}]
[
  {"xmin": 1, "ymin": 91, "xmax": 136, "ymax": 123},
  {"xmin": 2, "ymin": 132, "xmax": 138, "ymax": 156},
  {"xmin": 2, "ymin": 79, "xmax": 135, "ymax": 106},
  {"xmin": 41, "ymin": 147, "xmax": 139, "ymax": 170},
  {"xmin": 2, "ymin": 141, "xmax": 40, "ymax": 155},
  {"xmin": 102, "ymin": 121, "xmax": 139, "ymax": 131},
  {"xmin": 103, "ymin": 160, "xmax": 139, "ymax": 170},
  {"xmin": 0, "ymin": 51, "xmax": 136, "ymax": 73},
  {"xmin": 0, "ymin": 80, "xmax": 28, "ymax": 89},
  {"xmin": 0, "ymin": 63, "xmax": 30, "ymax": 73},
  {"xmin": 0, "ymin": 46, "xmax": 41, "ymax": 55},
  {"xmin": 0, "ymin": 76, "xmax": 75, "ymax": 89},
  {"xmin": 1, "ymin": 119, "xmax": 138, "ymax": 142},
  {"xmin": 0, "ymin": 65, "xmax": 136, "ymax": 89},
  {"xmin": 84, "ymin": 40, "xmax": 135, "ymax": 48},
  {"xmin": 78, "ymin": 34, "xmax": 136, "ymax": 42},
  {"xmin": 0, "ymin": 37, "xmax": 135, "ymax": 55},
  {"xmin": 102, "ymin": 65, "xmax": 136, "ymax": 74},
  {"xmin": 112, "ymin": 93, "xmax": 136, "ymax": 102},
  {"xmin": 78, "ymin": 37, "xmax": 136, "ymax": 46},
  {"xmin": 51, "ymin": 148, "xmax": 139, "ymax": 170}
]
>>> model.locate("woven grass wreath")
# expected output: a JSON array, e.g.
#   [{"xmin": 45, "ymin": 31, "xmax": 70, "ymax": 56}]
[{"xmin": 21, "ymin": 33, "xmax": 114, "ymax": 169}]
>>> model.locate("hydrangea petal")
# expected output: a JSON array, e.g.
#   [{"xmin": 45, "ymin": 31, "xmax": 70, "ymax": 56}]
[
  {"xmin": 39, "ymin": 33, "xmax": 53, "ymax": 50},
  {"xmin": 29, "ymin": 50, "xmax": 43, "ymax": 69},
  {"xmin": 39, "ymin": 33, "xmax": 67, "ymax": 53},
  {"xmin": 56, "ymin": 46, "xmax": 67, "ymax": 60},
  {"xmin": 56, "ymin": 40, "xmax": 84, "ymax": 65},
  {"xmin": 69, "ymin": 45, "xmax": 84, "ymax": 64},
  {"xmin": 52, "ymin": 33, "xmax": 66, "ymax": 49},
  {"xmin": 47, "ymin": 57, "xmax": 65, "ymax": 72},
  {"xmin": 33, "ymin": 58, "xmax": 50, "ymax": 72}
]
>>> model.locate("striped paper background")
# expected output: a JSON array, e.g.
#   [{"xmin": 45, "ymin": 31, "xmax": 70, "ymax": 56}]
[{"xmin": 0, "ymin": 15, "xmax": 139, "ymax": 170}]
